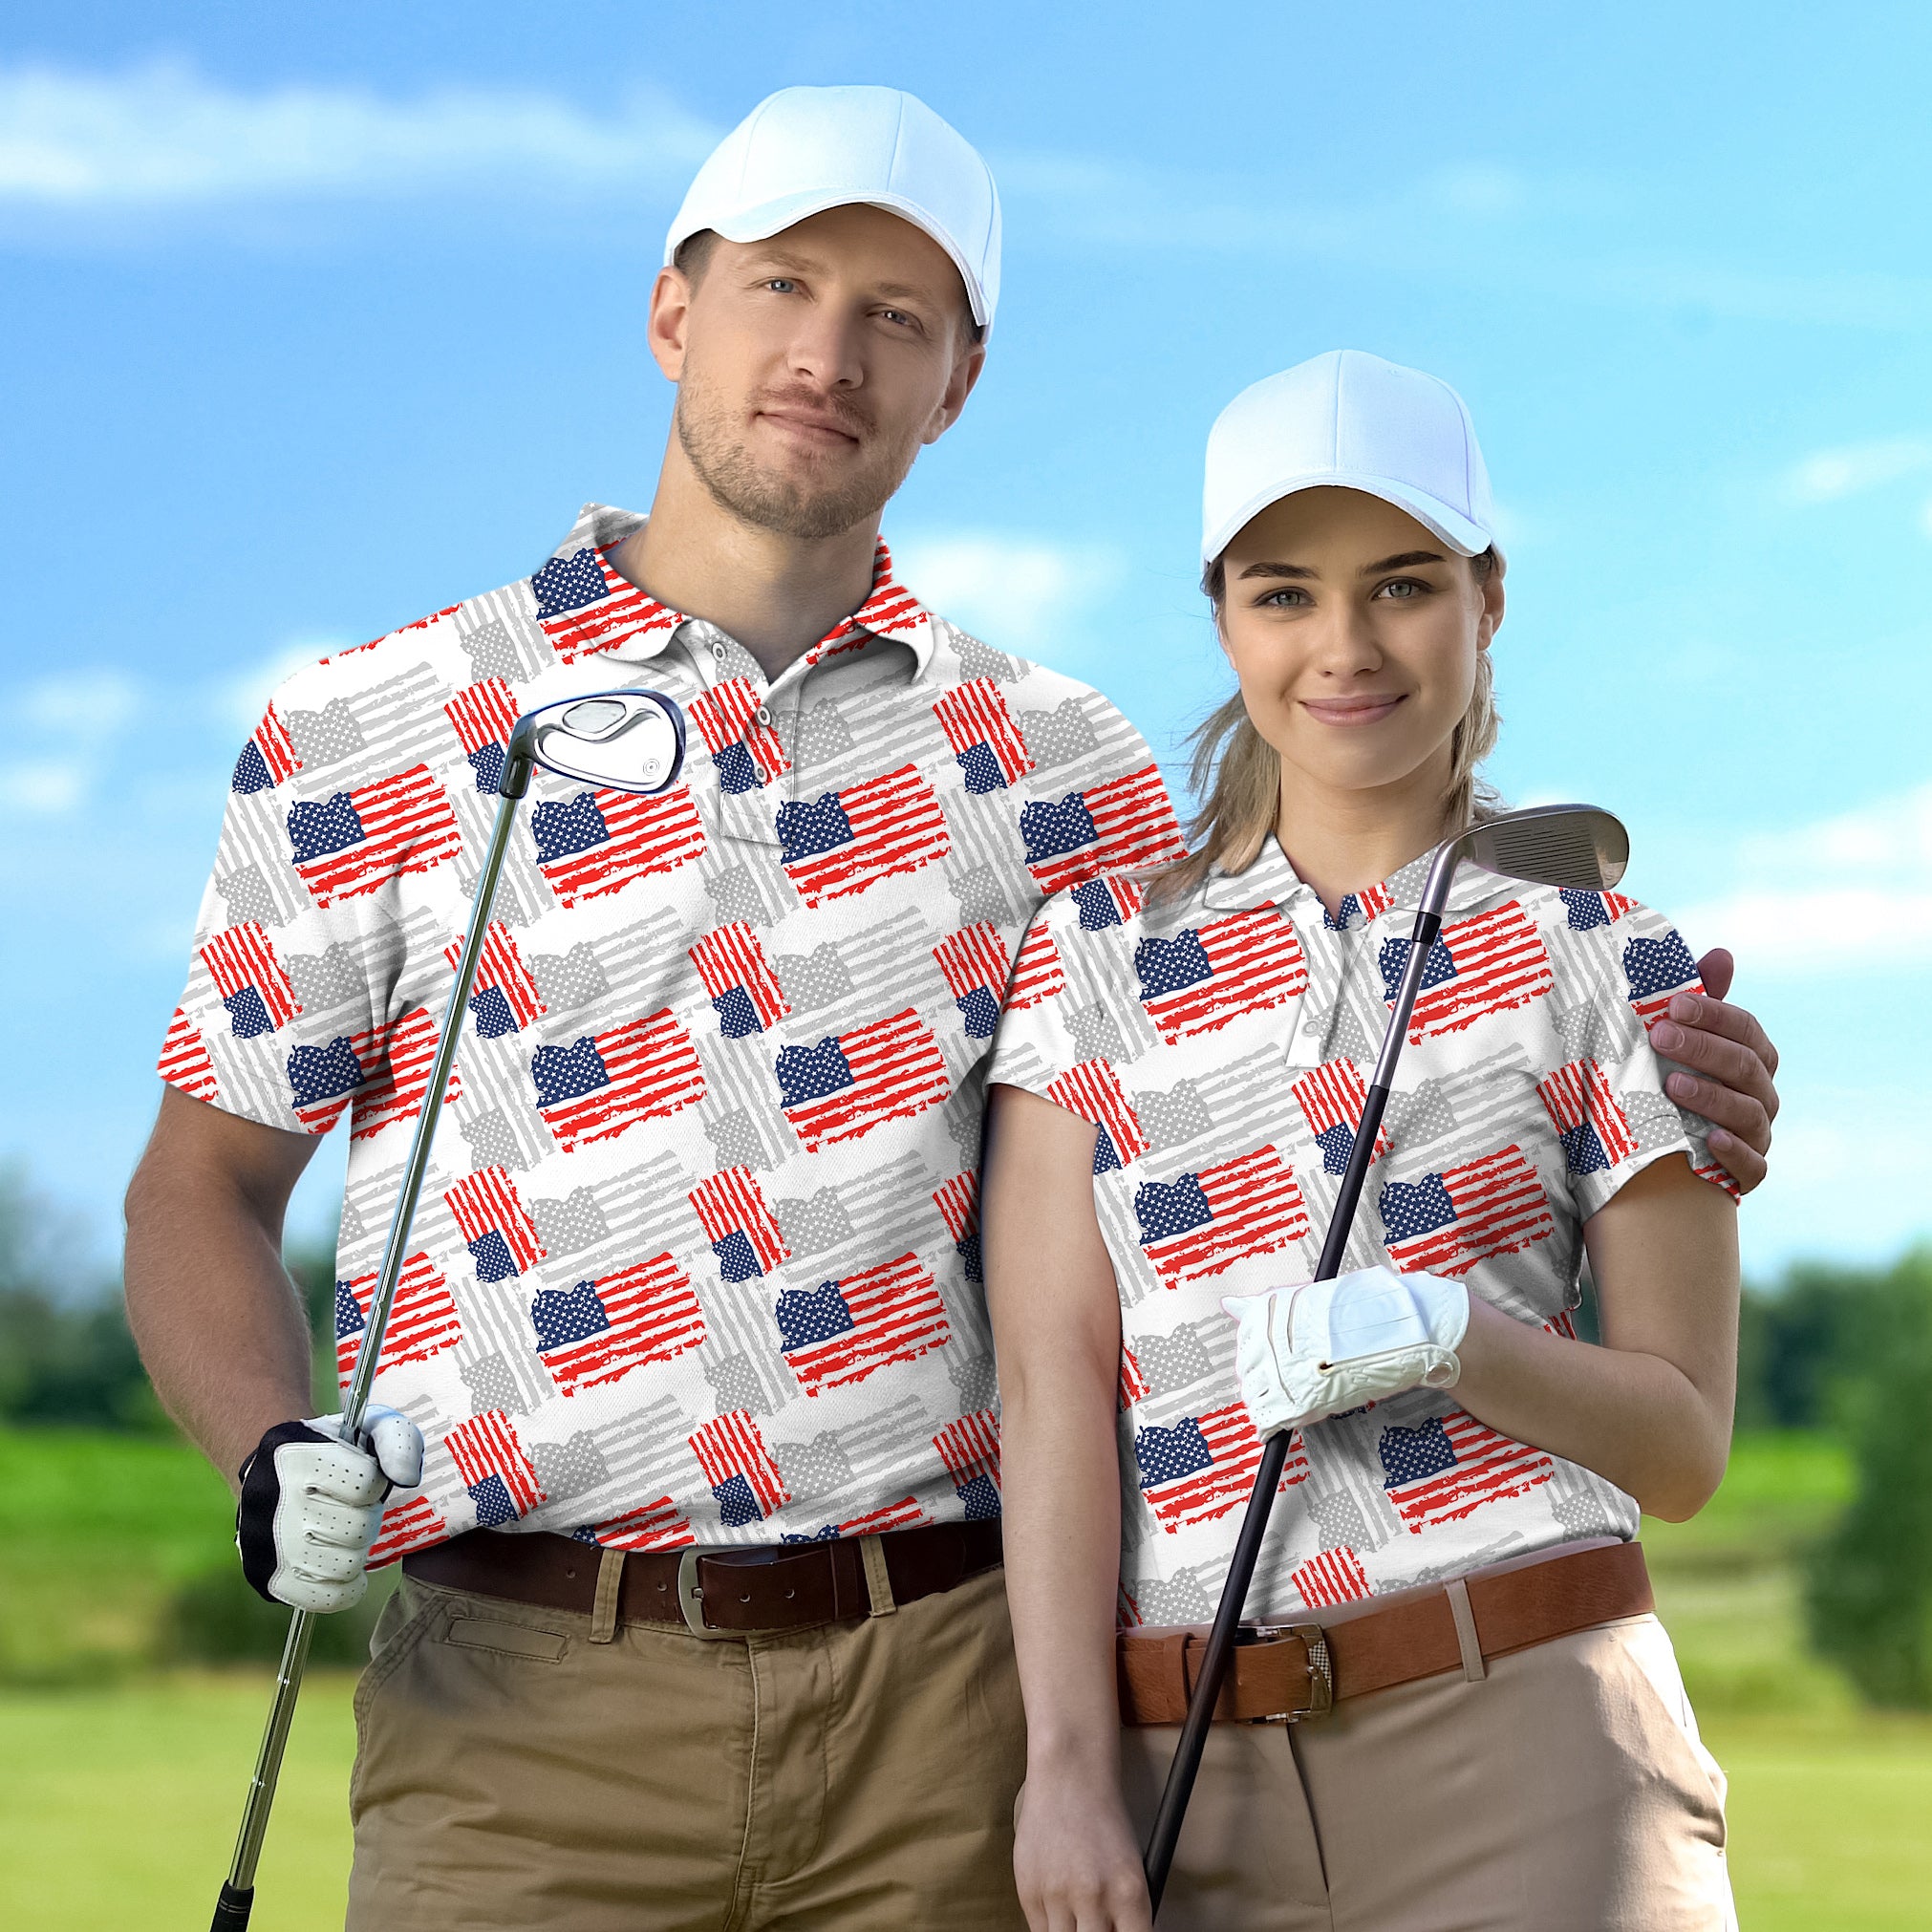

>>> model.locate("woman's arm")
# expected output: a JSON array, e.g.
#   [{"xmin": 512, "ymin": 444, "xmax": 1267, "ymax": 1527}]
[
  {"xmin": 1449, "ymin": 1152, "xmax": 1740, "ymax": 1520},
  {"xmin": 983, "ymin": 1081, "xmax": 1153, "ymax": 1932}
]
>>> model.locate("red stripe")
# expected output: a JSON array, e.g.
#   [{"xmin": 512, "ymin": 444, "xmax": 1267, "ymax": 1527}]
[
  {"xmin": 158, "ymin": 1007, "xmax": 219, "ymax": 1103},
  {"xmin": 933, "ymin": 922, "xmax": 1011, "ymax": 1000},
  {"xmin": 934, "ymin": 1408, "xmax": 1001, "ymax": 1487}
]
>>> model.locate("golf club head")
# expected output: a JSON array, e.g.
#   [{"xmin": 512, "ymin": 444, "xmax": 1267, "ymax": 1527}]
[
  {"xmin": 1456, "ymin": 804, "xmax": 1628, "ymax": 893},
  {"xmin": 507, "ymin": 690, "xmax": 687, "ymax": 796}
]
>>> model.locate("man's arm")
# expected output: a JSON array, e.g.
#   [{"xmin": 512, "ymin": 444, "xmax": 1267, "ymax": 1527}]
[
  {"xmin": 1660, "ymin": 949, "xmax": 1780, "ymax": 1193},
  {"xmin": 123, "ymin": 1085, "xmax": 320, "ymax": 1487}
]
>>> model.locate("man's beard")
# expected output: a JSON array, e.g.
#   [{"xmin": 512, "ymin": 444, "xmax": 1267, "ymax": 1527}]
[{"xmin": 676, "ymin": 375, "xmax": 922, "ymax": 542}]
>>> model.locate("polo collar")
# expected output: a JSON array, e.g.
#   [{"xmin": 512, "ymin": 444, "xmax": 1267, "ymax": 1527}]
[
  {"xmin": 1200, "ymin": 832, "xmax": 1512, "ymax": 926},
  {"xmin": 528, "ymin": 503, "xmax": 939, "ymax": 678}
]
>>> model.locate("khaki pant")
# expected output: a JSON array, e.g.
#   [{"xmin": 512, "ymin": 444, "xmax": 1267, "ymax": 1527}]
[
  {"xmin": 347, "ymin": 1562, "xmax": 1028, "ymax": 1930},
  {"xmin": 1118, "ymin": 1614, "xmax": 1734, "ymax": 1932}
]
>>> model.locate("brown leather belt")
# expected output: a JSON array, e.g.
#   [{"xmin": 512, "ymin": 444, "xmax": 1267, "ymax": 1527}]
[
  {"xmin": 405, "ymin": 1518, "xmax": 1002, "ymax": 1636},
  {"xmin": 1117, "ymin": 1541, "xmax": 1652, "ymax": 1725}
]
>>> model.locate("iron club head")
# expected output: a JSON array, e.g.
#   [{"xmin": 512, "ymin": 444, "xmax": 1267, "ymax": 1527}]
[
  {"xmin": 1419, "ymin": 803, "xmax": 1628, "ymax": 913},
  {"xmin": 504, "ymin": 690, "xmax": 687, "ymax": 798}
]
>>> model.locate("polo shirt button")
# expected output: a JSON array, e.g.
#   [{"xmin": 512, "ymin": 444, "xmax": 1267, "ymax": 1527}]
[{"xmin": 756, "ymin": 706, "xmax": 773, "ymax": 727}]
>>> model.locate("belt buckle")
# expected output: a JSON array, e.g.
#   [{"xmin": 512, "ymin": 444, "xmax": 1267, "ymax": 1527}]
[
  {"xmin": 1244, "ymin": 1621, "xmax": 1335, "ymax": 1723},
  {"xmin": 676, "ymin": 1550, "xmax": 734, "ymax": 1639}
]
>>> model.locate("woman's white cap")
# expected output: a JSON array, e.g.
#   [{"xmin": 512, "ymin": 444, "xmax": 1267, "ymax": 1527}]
[
  {"xmin": 664, "ymin": 86, "xmax": 1002, "ymax": 331},
  {"xmin": 1202, "ymin": 350, "xmax": 1498, "ymax": 566}
]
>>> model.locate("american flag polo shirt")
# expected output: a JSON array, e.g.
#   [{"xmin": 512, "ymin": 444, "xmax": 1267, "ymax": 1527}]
[
  {"xmin": 984, "ymin": 834, "xmax": 1738, "ymax": 1627},
  {"xmin": 159, "ymin": 502, "xmax": 1186, "ymax": 1563}
]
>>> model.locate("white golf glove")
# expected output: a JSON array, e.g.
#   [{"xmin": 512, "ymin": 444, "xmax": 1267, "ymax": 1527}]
[
  {"xmin": 235, "ymin": 1407, "xmax": 425, "ymax": 1613},
  {"xmin": 1222, "ymin": 1264, "xmax": 1470, "ymax": 1438}
]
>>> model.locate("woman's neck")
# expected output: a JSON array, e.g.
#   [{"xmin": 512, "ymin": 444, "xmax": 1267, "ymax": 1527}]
[{"xmin": 1274, "ymin": 755, "xmax": 1456, "ymax": 920}]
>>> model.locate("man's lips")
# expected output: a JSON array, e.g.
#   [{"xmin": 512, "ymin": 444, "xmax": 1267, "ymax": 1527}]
[
  {"xmin": 1300, "ymin": 695, "xmax": 1406, "ymax": 725},
  {"xmin": 756, "ymin": 407, "xmax": 862, "ymax": 448}
]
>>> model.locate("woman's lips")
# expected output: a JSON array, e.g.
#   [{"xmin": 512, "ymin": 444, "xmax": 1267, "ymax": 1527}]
[{"xmin": 1300, "ymin": 695, "xmax": 1406, "ymax": 725}]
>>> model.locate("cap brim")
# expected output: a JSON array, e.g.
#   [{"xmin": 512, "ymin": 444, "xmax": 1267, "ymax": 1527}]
[
  {"xmin": 666, "ymin": 189, "xmax": 991, "ymax": 330},
  {"xmin": 1203, "ymin": 473, "xmax": 1497, "ymax": 569}
]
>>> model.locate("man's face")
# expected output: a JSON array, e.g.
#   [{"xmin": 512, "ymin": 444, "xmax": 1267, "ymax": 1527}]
[{"xmin": 651, "ymin": 204, "xmax": 984, "ymax": 542}]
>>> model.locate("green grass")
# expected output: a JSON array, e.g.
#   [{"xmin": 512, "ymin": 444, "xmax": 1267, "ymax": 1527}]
[{"xmin": 2, "ymin": 1424, "xmax": 1927, "ymax": 1926}]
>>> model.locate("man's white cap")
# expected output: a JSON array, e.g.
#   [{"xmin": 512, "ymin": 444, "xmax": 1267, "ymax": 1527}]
[
  {"xmin": 1202, "ymin": 350, "xmax": 1499, "ymax": 567},
  {"xmin": 664, "ymin": 86, "xmax": 1001, "ymax": 331}
]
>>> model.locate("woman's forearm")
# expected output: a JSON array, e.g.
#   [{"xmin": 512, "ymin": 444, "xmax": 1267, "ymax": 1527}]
[{"xmin": 1451, "ymin": 1153, "xmax": 1740, "ymax": 1520}]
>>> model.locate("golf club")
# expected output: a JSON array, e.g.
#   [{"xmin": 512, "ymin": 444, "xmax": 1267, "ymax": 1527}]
[
  {"xmin": 1142, "ymin": 803, "xmax": 1630, "ymax": 1913},
  {"xmin": 210, "ymin": 688, "xmax": 687, "ymax": 1931}
]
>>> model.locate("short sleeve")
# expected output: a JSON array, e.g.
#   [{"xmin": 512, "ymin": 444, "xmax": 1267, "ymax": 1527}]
[
  {"xmin": 156, "ymin": 676, "xmax": 440, "ymax": 1139},
  {"xmin": 985, "ymin": 896, "xmax": 1106, "ymax": 1124},
  {"xmin": 1539, "ymin": 894, "xmax": 1740, "ymax": 1218}
]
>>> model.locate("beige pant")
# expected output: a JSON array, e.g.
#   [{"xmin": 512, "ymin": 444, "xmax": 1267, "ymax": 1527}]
[
  {"xmin": 347, "ymin": 1562, "xmax": 1029, "ymax": 1930},
  {"xmin": 1119, "ymin": 1614, "xmax": 1734, "ymax": 1932}
]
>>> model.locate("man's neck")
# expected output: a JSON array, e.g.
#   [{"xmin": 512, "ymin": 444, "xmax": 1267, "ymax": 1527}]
[{"xmin": 608, "ymin": 435, "xmax": 881, "ymax": 682}]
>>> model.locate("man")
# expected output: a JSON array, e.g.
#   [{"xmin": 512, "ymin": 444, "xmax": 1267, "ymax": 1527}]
[{"xmin": 124, "ymin": 86, "xmax": 1781, "ymax": 1931}]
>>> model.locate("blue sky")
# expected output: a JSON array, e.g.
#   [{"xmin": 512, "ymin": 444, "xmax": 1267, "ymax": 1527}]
[{"xmin": 5, "ymin": 2, "xmax": 1929, "ymax": 1277}]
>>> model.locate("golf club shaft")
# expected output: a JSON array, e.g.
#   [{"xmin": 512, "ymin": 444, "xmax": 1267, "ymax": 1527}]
[
  {"xmin": 214, "ymin": 785, "xmax": 524, "ymax": 1926},
  {"xmin": 1143, "ymin": 905, "xmax": 1448, "ymax": 1912}
]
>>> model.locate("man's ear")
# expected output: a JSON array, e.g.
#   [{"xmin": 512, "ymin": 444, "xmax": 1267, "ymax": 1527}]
[
  {"xmin": 921, "ymin": 342, "xmax": 987, "ymax": 447},
  {"xmin": 648, "ymin": 267, "xmax": 695, "ymax": 383}
]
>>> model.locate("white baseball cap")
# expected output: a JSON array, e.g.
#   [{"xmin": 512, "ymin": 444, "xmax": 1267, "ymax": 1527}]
[
  {"xmin": 664, "ymin": 86, "xmax": 1002, "ymax": 331},
  {"xmin": 1202, "ymin": 350, "xmax": 1499, "ymax": 568}
]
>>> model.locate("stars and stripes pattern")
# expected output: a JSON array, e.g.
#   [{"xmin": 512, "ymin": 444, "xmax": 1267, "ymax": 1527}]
[
  {"xmin": 159, "ymin": 500, "xmax": 1187, "ymax": 1558},
  {"xmin": 1004, "ymin": 915, "xmax": 1066, "ymax": 1009},
  {"xmin": 1069, "ymin": 873, "xmax": 1143, "ymax": 931},
  {"xmin": 933, "ymin": 677, "xmax": 1035, "ymax": 792},
  {"xmin": 1559, "ymin": 888, "xmax": 1636, "ymax": 933},
  {"xmin": 334, "ymin": 1252, "xmax": 462, "ymax": 1381},
  {"xmin": 689, "ymin": 676, "xmax": 788, "ymax": 793},
  {"xmin": 1624, "ymin": 927, "xmax": 1705, "ymax": 1032},
  {"xmin": 1135, "ymin": 1402, "xmax": 1304, "ymax": 1532},
  {"xmin": 933, "ymin": 922, "xmax": 1012, "ymax": 1039},
  {"xmin": 1379, "ymin": 1408, "xmax": 1554, "ymax": 1532},
  {"xmin": 1135, "ymin": 905, "xmax": 1308, "ymax": 1042},
  {"xmin": 1380, "ymin": 901, "xmax": 1555, "ymax": 1042},
  {"xmin": 775, "ymin": 1253, "xmax": 951, "ymax": 1396},
  {"xmin": 1118, "ymin": 1346, "xmax": 1150, "ymax": 1410},
  {"xmin": 776, "ymin": 764, "xmax": 950, "ymax": 907},
  {"xmin": 531, "ymin": 784, "xmax": 707, "ymax": 906},
  {"xmin": 1536, "ymin": 1059, "xmax": 1639, "ymax": 1174},
  {"xmin": 1379, "ymin": 1144, "xmax": 1556, "ymax": 1277},
  {"xmin": 1292, "ymin": 1058, "xmax": 1391, "ymax": 1175},
  {"xmin": 530, "ymin": 545, "xmax": 681, "ymax": 663},
  {"xmin": 444, "ymin": 1166, "xmax": 546, "ymax": 1283},
  {"xmin": 1290, "ymin": 1547, "xmax": 1372, "ymax": 1607},
  {"xmin": 159, "ymin": 1007, "xmax": 218, "ymax": 1103},
  {"xmin": 532, "ymin": 1253, "xmax": 706, "ymax": 1395},
  {"xmin": 288, "ymin": 764, "xmax": 463, "ymax": 908},
  {"xmin": 1046, "ymin": 1058, "xmax": 1150, "ymax": 1171},
  {"xmin": 231, "ymin": 702, "xmax": 302, "ymax": 794},
  {"xmin": 774, "ymin": 1010, "xmax": 950, "ymax": 1151},
  {"xmin": 690, "ymin": 1167, "xmax": 791, "ymax": 1281},
  {"xmin": 445, "ymin": 921, "xmax": 544, "ymax": 1039},
  {"xmin": 368, "ymin": 1494, "xmax": 445, "ymax": 1568},
  {"xmin": 530, "ymin": 1011, "xmax": 706, "ymax": 1151},
  {"xmin": 1020, "ymin": 764, "xmax": 1187, "ymax": 894},
  {"xmin": 689, "ymin": 1410, "xmax": 789, "ymax": 1527},
  {"xmin": 1134, "ymin": 1146, "xmax": 1310, "ymax": 1287},
  {"xmin": 446, "ymin": 1409, "xmax": 545, "ymax": 1526},
  {"xmin": 201, "ymin": 923, "xmax": 301, "ymax": 1039},
  {"xmin": 688, "ymin": 921, "xmax": 788, "ymax": 1038}
]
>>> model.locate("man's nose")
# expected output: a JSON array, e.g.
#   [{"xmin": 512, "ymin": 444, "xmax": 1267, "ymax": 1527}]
[{"xmin": 784, "ymin": 306, "xmax": 866, "ymax": 391}]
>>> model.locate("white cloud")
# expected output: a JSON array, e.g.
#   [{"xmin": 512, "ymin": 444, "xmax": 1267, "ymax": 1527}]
[
  {"xmin": 0, "ymin": 59, "xmax": 715, "ymax": 208},
  {"xmin": 22, "ymin": 668, "xmax": 140, "ymax": 741},
  {"xmin": 18, "ymin": 762, "xmax": 87, "ymax": 814},
  {"xmin": 215, "ymin": 640, "xmax": 342, "ymax": 736},
  {"xmin": 1780, "ymin": 436, "xmax": 1932, "ymax": 504},
  {"xmin": 892, "ymin": 532, "xmax": 1123, "ymax": 652},
  {"xmin": 1679, "ymin": 780, "xmax": 1932, "ymax": 973}
]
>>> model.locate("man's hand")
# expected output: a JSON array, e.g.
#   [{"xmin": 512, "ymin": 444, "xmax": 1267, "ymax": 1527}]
[
  {"xmin": 235, "ymin": 1407, "xmax": 424, "ymax": 1613},
  {"xmin": 1649, "ymin": 948, "xmax": 1779, "ymax": 1193}
]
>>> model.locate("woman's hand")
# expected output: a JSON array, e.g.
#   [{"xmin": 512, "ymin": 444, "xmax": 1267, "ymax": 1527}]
[{"xmin": 1015, "ymin": 1762, "xmax": 1154, "ymax": 1932}]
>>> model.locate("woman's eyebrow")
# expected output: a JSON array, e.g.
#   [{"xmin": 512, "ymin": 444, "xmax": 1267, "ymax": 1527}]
[
  {"xmin": 1359, "ymin": 549, "xmax": 1447, "ymax": 574},
  {"xmin": 1235, "ymin": 561, "xmax": 1317, "ymax": 580}
]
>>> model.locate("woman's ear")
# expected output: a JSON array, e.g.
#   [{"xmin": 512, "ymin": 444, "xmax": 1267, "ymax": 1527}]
[{"xmin": 1476, "ymin": 564, "xmax": 1506, "ymax": 651}]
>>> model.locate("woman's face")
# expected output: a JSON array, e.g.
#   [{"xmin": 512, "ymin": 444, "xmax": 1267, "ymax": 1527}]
[{"xmin": 1218, "ymin": 486, "xmax": 1503, "ymax": 811}]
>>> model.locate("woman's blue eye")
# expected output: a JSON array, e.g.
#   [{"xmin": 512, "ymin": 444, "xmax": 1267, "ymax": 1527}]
[
  {"xmin": 1259, "ymin": 587, "xmax": 1309, "ymax": 607},
  {"xmin": 1377, "ymin": 578, "xmax": 1426, "ymax": 599}
]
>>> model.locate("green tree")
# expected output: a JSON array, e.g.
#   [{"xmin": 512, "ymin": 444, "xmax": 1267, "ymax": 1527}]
[{"xmin": 1805, "ymin": 1250, "xmax": 1932, "ymax": 1707}]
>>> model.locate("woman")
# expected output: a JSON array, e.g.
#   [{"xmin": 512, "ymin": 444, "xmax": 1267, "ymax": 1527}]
[{"xmin": 982, "ymin": 350, "xmax": 1740, "ymax": 1931}]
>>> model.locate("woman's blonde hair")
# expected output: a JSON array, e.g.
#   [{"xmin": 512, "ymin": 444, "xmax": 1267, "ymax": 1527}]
[{"xmin": 1157, "ymin": 548, "xmax": 1502, "ymax": 897}]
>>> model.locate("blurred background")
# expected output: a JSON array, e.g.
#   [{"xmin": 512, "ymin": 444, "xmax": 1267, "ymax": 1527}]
[{"xmin": 3, "ymin": 3, "xmax": 1930, "ymax": 1925}]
